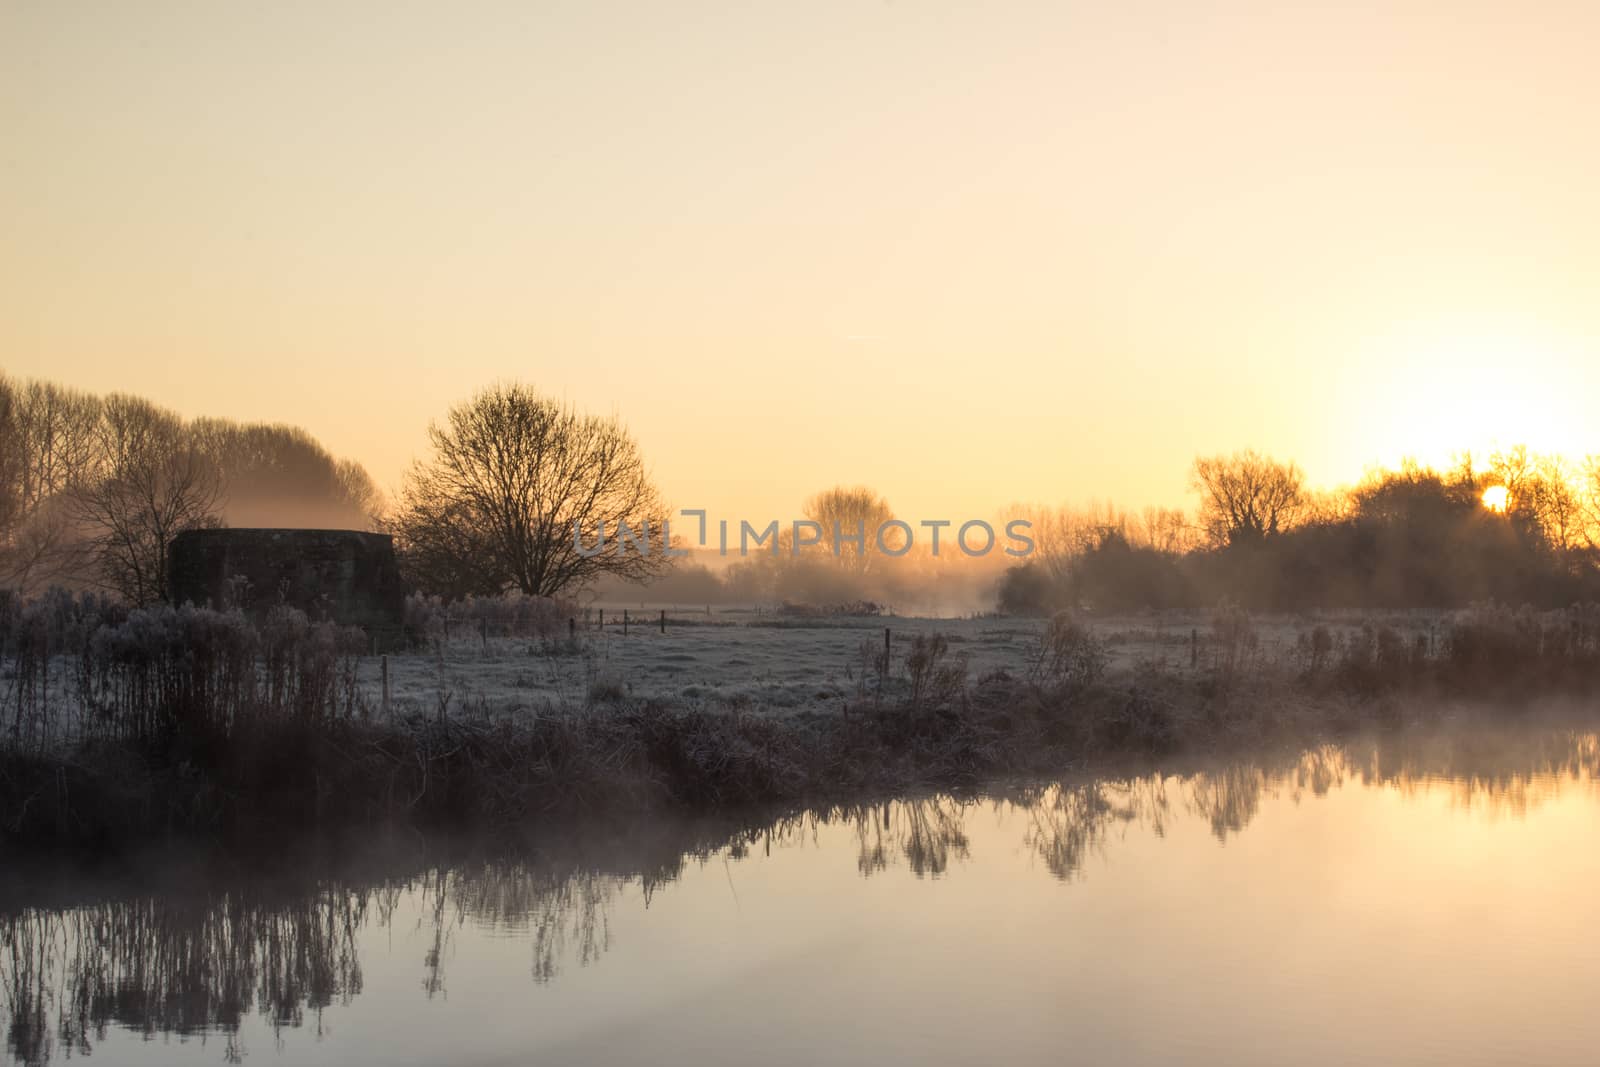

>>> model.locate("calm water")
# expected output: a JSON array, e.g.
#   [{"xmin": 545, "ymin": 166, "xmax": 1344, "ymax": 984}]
[{"xmin": 6, "ymin": 723, "xmax": 1600, "ymax": 1066}]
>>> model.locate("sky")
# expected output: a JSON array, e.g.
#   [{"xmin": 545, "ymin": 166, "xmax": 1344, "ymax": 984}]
[{"xmin": 4, "ymin": 1, "xmax": 1600, "ymax": 523}]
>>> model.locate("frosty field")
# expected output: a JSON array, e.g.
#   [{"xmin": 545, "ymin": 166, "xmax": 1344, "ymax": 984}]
[
  {"xmin": 358, "ymin": 607, "xmax": 1450, "ymax": 719},
  {"xmin": 363, "ymin": 611, "xmax": 1044, "ymax": 718}
]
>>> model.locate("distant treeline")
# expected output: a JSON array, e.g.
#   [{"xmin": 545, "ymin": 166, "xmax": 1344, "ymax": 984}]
[
  {"xmin": 10, "ymin": 371, "xmax": 1600, "ymax": 615},
  {"xmin": 597, "ymin": 450, "xmax": 1600, "ymax": 615},
  {"xmin": 1001, "ymin": 450, "xmax": 1600, "ymax": 613},
  {"xmin": 0, "ymin": 372, "xmax": 381, "ymax": 603}
]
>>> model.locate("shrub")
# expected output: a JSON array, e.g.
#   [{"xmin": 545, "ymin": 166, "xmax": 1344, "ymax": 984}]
[
  {"xmin": 1028, "ymin": 612, "xmax": 1107, "ymax": 694},
  {"xmin": 997, "ymin": 562, "xmax": 1061, "ymax": 617},
  {"xmin": 1209, "ymin": 599, "xmax": 1257, "ymax": 682},
  {"xmin": 903, "ymin": 632, "xmax": 968, "ymax": 712}
]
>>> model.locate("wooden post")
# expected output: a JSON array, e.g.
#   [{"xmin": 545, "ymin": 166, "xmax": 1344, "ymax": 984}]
[
  {"xmin": 568, "ymin": 617, "xmax": 576, "ymax": 642},
  {"xmin": 599, "ymin": 608, "xmax": 604, "ymax": 631},
  {"xmin": 481, "ymin": 616, "xmax": 488, "ymax": 653},
  {"xmin": 660, "ymin": 609, "xmax": 666, "ymax": 634},
  {"xmin": 381, "ymin": 654, "xmax": 391, "ymax": 719},
  {"xmin": 884, "ymin": 626, "xmax": 891, "ymax": 663},
  {"xmin": 623, "ymin": 609, "xmax": 629, "ymax": 635},
  {"xmin": 1190, "ymin": 628, "xmax": 1198, "ymax": 669}
]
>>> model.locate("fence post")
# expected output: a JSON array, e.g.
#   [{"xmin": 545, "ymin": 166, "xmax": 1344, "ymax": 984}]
[
  {"xmin": 381, "ymin": 654, "xmax": 391, "ymax": 720},
  {"xmin": 660, "ymin": 609, "xmax": 666, "ymax": 634},
  {"xmin": 568, "ymin": 617, "xmax": 575, "ymax": 642},
  {"xmin": 599, "ymin": 608, "xmax": 604, "ymax": 631},
  {"xmin": 884, "ymin": 626, "xmax": 891, "ymax": 663},
  {"xmin": 481, "ymin": 617, "xmax": 488, "ymax": 654},
  {"xmin": 623, "ymin": 609, "xmax": 629, "ymax": 636}
]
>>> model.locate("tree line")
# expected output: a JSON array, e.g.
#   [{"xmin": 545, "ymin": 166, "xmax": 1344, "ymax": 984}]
[
  {"xmin": 0, "ymin": 374, "xmax": 380, "ymax": 603},
  {"xmin": 0, "ymin": 377, "xmax": 671, "ymax": 608},
  {"xmin": 11, "ymin": 370, "xmax": 1600, "ymax": 614},
  {"xmin": 1001, "ymin": 448, "xmax": 1600, "ymax": 613}
]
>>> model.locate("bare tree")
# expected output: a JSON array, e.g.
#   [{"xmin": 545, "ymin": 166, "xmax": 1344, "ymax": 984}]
[
  {"xmin": 1583, "ymin": 456, "xmax": 1600, "ymax": 552},
  {"xmin": 1136, "ymin": 506, "xmax": 1195, "ymax": 554},
  {"xmin": 0, "ymin": 378, "xmax": 104, "ymax": 590},
  {"xmin": 1190, "ymin": 450, "xmax": 1305, "ymax": 547},
  {"xmin": 1488, "ymin": 445, "xmax": 1537, "ymax": 502},
  {"xmin": 395, "ymin": 384, "xmax": 668, "ymax": 597},
  {"xmin": 13, "ymin": 378, "xmax": 102, "ymax": 512},
  {"xmin": 1011, "ymin": 504, "xmax": 1092, "ymax": 580},
  {"xmin": 72, "ymin": 395, "xmax": 222, "ymax": 604},
  {"xmin": 802, "ymin": 485, "xmax": 900, "ymax": 572},
  {"xmin": 1522, "ymin": 453, "xmax": 1582, "ymax": 552},
  {"xmin": 0, "ymin": 496, "xmax": 87, "ymax": 594},
  {"xmin": 0, "ymin": 375, "xmax": 20, "ymax": 551}
]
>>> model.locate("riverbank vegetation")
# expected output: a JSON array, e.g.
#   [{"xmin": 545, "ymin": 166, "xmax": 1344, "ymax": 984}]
[
  {"xmin": 7, "ymin": 371, "xmax": 1600, "ymax": 850},
  {"xmin": 4, "ymin": 591, "xmax": 1599, "ymax": 848}
]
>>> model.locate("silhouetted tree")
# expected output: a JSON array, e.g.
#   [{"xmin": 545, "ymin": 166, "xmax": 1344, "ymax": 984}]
[
  {"xmin": 0, "ymin": 375, "xmax": 20, "ymax": 549},
  {"xmin": 996, "ymin": 560, "xmax": 1063, "ymax": 615},
  {"xmin": 1137, "ymin": 506, "xmax": 1195, "ymax": 554},
  {"xmin": 11, "ymin": 378, "xmax": 102, "ymax": 513},
  {"xmin": 1190, "ymin": 450, "xmax": 1306, "ymax": 547},
  {"xmin": 1072, "ymin": 529, "xmax": 1192, "ymax": 611},
  {"xmin": 0, "ymin": 378, "xmax": 103, "ymax": 591},
  {"xmin": 1583, "ymin": 456, "xmax": 1600, "ymax": 551},
  {"xmin": 395, "ymin": 384, "xmax": 668, "ymax": 597},
  {"xmin": 802, "ymin": 485, "xmax": 900, "ymax": 572},
  {"xmin": 1515, "ymin": 452, "xmax": 1583, "ymax": 553},
  {"xmin": 71, "ymin": 395, "xmax": 222, "ymax": 604}
]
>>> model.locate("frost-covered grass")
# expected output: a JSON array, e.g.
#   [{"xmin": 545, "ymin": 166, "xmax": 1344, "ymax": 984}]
[
  {"xmin": 364, "ymin": 606, "xmax": 1463, "ymax": 718},
  {"xmin": 370, "ymin": 613, "xmax": 1064, "ymax": 717},
  {"xmin": 1, "ymin": 606, "xmax": 1467, "ymax": 732}
]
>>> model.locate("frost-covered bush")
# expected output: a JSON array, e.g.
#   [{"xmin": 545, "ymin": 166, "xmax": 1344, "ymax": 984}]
[
  {"xmin": 1209, "ymin": 599, "xmax": 1257, "ymax": 681},
  {"xmin": 903, "ymin": 632, "xmax": 967, "ymax": 712},
  {"xmin": 260, "ymin": 605, "xmax": 367, "ymax": 723},
  {"xmin": 1028, "ymin": 612, "xmax": 1107, "ymax": 694},
  {"xmin": 72, "ymin": 603, "xmax": 366, "ymax": 742},
  {"xmin": 83, "ymin": 604, "xmax": 258, "ymax": 739}
]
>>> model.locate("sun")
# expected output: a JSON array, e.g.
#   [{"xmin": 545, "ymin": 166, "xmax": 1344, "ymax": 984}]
[{"xmin": 1481, "ymin": 485, "xmax": 1510, "ymax": 513}]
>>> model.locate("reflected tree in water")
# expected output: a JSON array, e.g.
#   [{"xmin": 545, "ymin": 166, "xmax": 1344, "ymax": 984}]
[
  {"xmin": 8, "ymin": 724, "xmax": 1600, "ymax": 1064},
  {"xmin": 841, "ymin": 799, "xmax": 972, "ymax": 878},
  {"xmin": 2, "ymin": 887, "xmax": 367, "ymax": 1067},
  {"xmin": 1019, "ymin": 777, "xmax": 1171, "ymax": 880}
]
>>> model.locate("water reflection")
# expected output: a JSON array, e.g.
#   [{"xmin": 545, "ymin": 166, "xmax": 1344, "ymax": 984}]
[
  {"xmin": 5, "ymin": 721, "xmax": 1600, "ymax": 1065},
  {"xmin": 2, "ymin": 886, "xmax": 367, "ymax": 1065}
]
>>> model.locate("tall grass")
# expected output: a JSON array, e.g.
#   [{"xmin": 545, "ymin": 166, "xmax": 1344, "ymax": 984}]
[{"xmin": 1, "ymin": 590, "xmax": 373, "ymax": 753}]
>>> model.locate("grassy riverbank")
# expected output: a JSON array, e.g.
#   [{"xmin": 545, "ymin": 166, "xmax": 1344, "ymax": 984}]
[
  {"xmin": 5, "ymin": 598, "xmax": 1600, "ymax": 847},
  {"xmin": 3, "ymin": 598, "xmax": 1600, "ymax": 844}
]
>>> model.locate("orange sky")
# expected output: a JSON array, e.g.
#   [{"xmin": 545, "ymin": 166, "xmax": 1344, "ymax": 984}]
[{"xmin": 4, "ymin": 1, "xmax": 1599, "ymax": 521}]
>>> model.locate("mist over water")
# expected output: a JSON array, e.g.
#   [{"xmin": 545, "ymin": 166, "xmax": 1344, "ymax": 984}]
[{"xmin": 7, "ymin": 720, "xmax": 1599, "ymax": 1066}]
